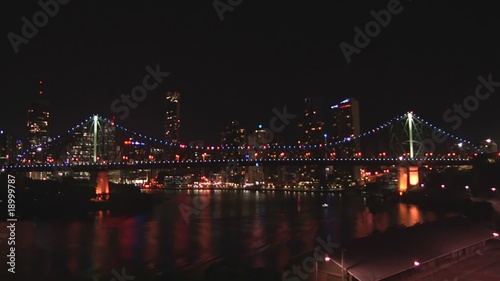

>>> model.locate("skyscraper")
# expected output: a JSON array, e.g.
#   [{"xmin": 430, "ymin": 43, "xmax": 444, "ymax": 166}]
[
  {"xmin": 221, "ymin": 120, "xmax": 246, "ymax": 159},
  {"xmin": 245, "ymin": 125, "xmax": 270, "ymax": 185},
  {"xmin": 297, "ymin": 97, "xmax": 325, "ymax": 185},
  {"xmin": 165, "ymin": 91, "xmax": 180, "ymax": 143},
  {"xmin": 298, "ymin": 97, "xmax": 325, "ymax": 152},
  {"xmin": 330, "ymin": 98, "xmax": 361, "ymax": 156},
  {"xmin": 70, "ymin": 117, "xmax": 117, "ymax": 164},
  {"xmin": 27, "ymin": 80, "xmax": 50, "ymax": 163},
  {"xmin": 329, "ymin": 98, "xmax": 361, "ymax": 182},
  {"xmin": 0, "ymin": 130, "xmax": 15, "ymax": 165}
]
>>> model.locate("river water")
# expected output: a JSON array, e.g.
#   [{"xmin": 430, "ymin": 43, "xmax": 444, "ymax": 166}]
[{"xmin": 0, "ymin": 190, "xmax": 453, "ymax": 281}]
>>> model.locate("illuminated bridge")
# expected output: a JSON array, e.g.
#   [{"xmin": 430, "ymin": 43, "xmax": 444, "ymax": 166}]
[{"xmin": 1, "ymin": 111, "xmax": 480, "ymax": 173}]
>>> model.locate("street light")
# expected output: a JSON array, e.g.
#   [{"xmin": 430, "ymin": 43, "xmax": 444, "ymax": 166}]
[
  {"xmin": 494, "ymin": 232, "xmax": 499, "ymax": 237},
  {"xmin": 414, "ymin": 261, "xmax": 420, "ymax": 266},
  {"xmin": 316, "ymin": 253, "xmax": 333, "ymax": 281}
]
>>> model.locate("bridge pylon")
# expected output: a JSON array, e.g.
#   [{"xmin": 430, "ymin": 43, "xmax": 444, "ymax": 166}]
[{"xmin": 398, "ymin": 166, "xmax": 420, "ymax": 194}]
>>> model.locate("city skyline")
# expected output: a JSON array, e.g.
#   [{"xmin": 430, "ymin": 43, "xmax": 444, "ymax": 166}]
[
  {"xmin": 1, "ymin": 84, "xmax": 498, "ymax": 149},
  {"xmin": 3, "ymin": 2, "xmax": 500, "ymax": 280},
  {"xmin": 1, "ymin": 1, "xmax": 500, "ymax": 144}
]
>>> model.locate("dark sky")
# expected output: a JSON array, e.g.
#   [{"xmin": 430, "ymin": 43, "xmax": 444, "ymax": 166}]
[{"xmin": 1, "ymin": 0, "xmax": 500, "ymax": 145}]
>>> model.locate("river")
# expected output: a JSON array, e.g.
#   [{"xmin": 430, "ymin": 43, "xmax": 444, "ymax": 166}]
[{"xmin": 0, "ymin": 189, "xmax": 454, "ymax": 281}]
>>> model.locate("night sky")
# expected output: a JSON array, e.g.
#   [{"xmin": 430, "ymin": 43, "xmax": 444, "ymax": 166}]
[{"xmin": 1, "ymin": 0, "xmax": 500, "ymax": 145}]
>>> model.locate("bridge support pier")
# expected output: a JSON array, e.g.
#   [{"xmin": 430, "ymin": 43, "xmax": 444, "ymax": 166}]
[
  {"xmin": 398, "ymin": 166, "xmax": 420, "ymax": 194},
  {"xmin": 95, "ymin": 171, "xmax": 109, "ymax": 195}
]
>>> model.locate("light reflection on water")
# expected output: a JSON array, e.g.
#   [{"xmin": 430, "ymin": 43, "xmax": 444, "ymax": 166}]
[{"xmin": 1, "ymin": 190, "xmax": 452, "ymax": 280}]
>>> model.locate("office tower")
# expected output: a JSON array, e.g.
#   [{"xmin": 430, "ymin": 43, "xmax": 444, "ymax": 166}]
[
  {"xmin": 329, "ymin": 98, "xmax": 361, "ymax": 182},
  {"xmin": 245, "ymin": 125, "xmax": 270, "ymax": 185},
  {"xmin": 297, "ymin": 97, "xmax": 325, "ymax": 186},
  {"xmin": 70, "ymin": 118, "xmax": 117, "ymax": 163},
  {"xmin": 165, "ymin": 91, "xmax": 181, "ymax": 143},
  {"xmin": 27, "ymin": 80, "xmax": 50, "ymax": 163},
  {"xmin": 0, "ymin": 130, "xmax": 16, "ymax": 165},
  {"xmin": 221, "ymin": 120, "xmax": 246, "ymax": 159},
  {"xmin": 298, "ymin": 97, "xmax": 325, "ymax": 154},
  {"xmin": 330, "ymin": 98, "xmax": 361, "ymax": 151},
  {"xmin": 189, "ymin": 140, "xmax": 206, "ymax": 161}
]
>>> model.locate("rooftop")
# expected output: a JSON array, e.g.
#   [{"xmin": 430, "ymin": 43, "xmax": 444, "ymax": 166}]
[{"xmin": 332, "ymin": 216, "xmax": 497, "ymax": 281}]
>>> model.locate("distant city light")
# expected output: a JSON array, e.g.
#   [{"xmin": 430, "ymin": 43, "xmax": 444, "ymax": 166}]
[
  {"xmin": 458, "ymin": 143, "xmax": 463, "ymax": 148},
  {"xmin": 492, "ymin": 187, "xmax": 497, "ymax": 192},
  {"xmin": 258, "ymin": 124, "xmax": 262, "ymax": 129},
  {"xmin": 465, "ymin": 186, "xmax": 469, "ymax": 189},
  {"xmin": 486, "ymin": 139, "xmax": 492, "ymax": 143},
  {"xmin": 441, "ymin": 184, "xmax": 445, "ymax": 188}
]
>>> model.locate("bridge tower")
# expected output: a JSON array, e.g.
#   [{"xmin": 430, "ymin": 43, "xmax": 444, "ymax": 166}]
[
  {"xmin": 392, "ymin": 112, "xmax": 423, "ymax": 193},
  {"xmin": 90, "ymin": 115, "xmax": 110, "ymax": 195}
]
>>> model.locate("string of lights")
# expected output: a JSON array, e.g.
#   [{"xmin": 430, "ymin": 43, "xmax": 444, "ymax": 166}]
[{"xmin": 15, "ymin": 112, "xmax": 480, "ymax": 163}]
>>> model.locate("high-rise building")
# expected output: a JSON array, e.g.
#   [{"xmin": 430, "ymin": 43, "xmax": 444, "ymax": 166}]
[
  {"xmin": 221, "ymin": 120, "xmax": 246, "ymax": 159},
  {"xmin": 329, "ymin": 98, "xmax": 361, "ymax": 156},
  {"xmin": 27, "ymin": 80, "xmax": 50, "ymax": 163},
  {"xmin": 329, "ymin": 98, "xmax": 361, "ymax": 182},
  {"xmin": 297, "ymin": 97, "xmax": 325, "ymax": 185},
  {"xmin": 188, "ymin": 140, "xmax": 206, "ymax": 161},
  {"xmin": 0, "ymin": 130, "xmax": 16, "ymax": 165},
  {"xmin": 245, "ymin": 125, "xmax": 271, "ymax": 185},
  {"xmin": 165, "ymin": 91, "xmax": 181, "ymax": 143},
  {"xmin": 298, "ymin": 97, "xmax": 325, "ymax": 153},
  {"xmin": 121, "ymin": 138, "xmax": 148, "ymax": 162},
  {"xmin": 70, "ymin": 118, "xmax": 117, "ymax": 164}
]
